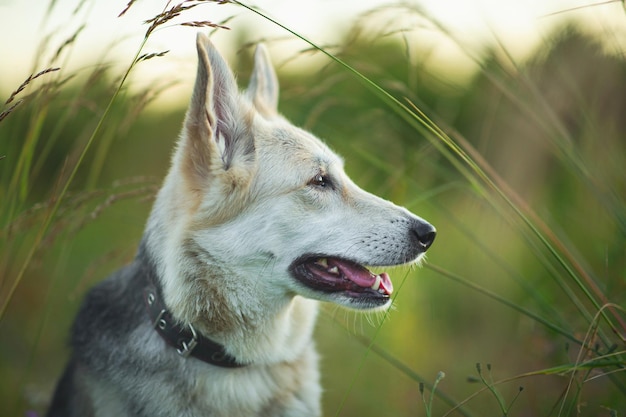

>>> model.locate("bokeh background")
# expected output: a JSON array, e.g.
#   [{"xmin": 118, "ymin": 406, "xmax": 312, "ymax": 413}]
[{"xmin": 1, "ymin": 1, "xmax": 625, "ymax": 416}]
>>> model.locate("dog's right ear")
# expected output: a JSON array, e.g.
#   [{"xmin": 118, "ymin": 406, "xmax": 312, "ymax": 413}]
[
  {"xmin": 179, "ymin": 33, "xmax": 255, "ymax": 191},
  {"xmin": 246, "ymin": 44, "xmax": 279, "ymax": 117}
]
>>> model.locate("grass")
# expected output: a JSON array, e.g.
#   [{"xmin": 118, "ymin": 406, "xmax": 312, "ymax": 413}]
[{"xmin": 1, "ymin": 0, "xmax": 625, "ymax": 416}]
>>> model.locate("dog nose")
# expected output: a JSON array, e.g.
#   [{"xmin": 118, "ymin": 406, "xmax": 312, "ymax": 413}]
[{"xmin": 414, "ymin": 221, "xmax": 436, "ymax": 252}]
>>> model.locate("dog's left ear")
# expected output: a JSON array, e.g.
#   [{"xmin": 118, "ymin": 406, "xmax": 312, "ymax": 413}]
[{"xmin": 246, "ymin": 44, "xmax": 279, "ymax": 117}]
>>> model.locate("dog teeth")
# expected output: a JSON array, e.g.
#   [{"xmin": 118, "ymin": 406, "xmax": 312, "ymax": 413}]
[
  {"xmin": 316, "ymin": 258, "xmax": 328, "ymax": 267},
  {"xmin": 371, "ymin": 274, "xmax": 382, "ymax": 291},
  {"xmin": 314, "ymin": 258, "xmax": 340, "ymax": 276}
]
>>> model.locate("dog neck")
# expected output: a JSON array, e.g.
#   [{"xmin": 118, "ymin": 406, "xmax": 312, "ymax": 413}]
[
  {"xmin": 139, "ymin": 233, "xmax": 319, "ymax": 366},
  {"xmin": 143, "ymin": 282, "xmax": 245, "ymax": 367}
]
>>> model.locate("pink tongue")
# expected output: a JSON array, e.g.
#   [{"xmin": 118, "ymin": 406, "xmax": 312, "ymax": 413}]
[{"xmin": 331, "ymin": 259, "xmax": 394, "ymax": 294}]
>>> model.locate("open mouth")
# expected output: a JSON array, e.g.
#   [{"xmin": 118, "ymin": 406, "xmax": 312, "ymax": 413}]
[{"xmin": 290, "ymin": 256, "xmax": 394, "ymax": 306}]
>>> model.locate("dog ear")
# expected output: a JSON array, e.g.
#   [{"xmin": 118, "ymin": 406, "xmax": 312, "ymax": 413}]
[
  {"xmin": 246, "ymin": 44, "xmax": 279, "ymax": 117},
  {"xmin": 180, "ymin": 33, "xmax": 255, "ymax": 189}
]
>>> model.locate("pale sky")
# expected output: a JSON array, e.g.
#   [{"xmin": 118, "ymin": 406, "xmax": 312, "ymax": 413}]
[{"xmin": 1, "ymin": 0, "xmax": 624, "ymax": 106}]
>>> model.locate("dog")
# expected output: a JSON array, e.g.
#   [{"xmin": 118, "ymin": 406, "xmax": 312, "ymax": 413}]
[{"xmin": 46, "ymin": 32, "xmax": 436, "ymax": 417}]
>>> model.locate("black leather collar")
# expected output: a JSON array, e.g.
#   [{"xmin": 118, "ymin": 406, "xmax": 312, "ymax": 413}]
[{"xmin": 144, "ymin": 287, "xmax": 245, "ymax": 368}]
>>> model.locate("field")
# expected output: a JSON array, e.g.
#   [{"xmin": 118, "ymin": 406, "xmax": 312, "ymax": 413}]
[{"xmin": 1, "ymin": 1, "xmax": 624, "ymax": 416}]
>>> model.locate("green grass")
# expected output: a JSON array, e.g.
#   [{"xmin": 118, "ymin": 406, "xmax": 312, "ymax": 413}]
[{"xmin": 1, "ymin": 1, "xmax": 624, "ymax": 416}]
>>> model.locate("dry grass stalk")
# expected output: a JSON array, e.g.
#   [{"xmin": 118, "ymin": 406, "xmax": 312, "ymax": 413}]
[
  {"xmin": 135, "ymin": 50, "xmax": 170, "ymax": 63},
  {"xmin": 40, "ymin": 183, "xmax": 157, "ymax": 249},
  {"xmin": 145, "ymin": 3, "xmax": 201, "ymax": 36},
  {"xmin": 144, "ymin": 1, "xmax": 231, "ymax": 37},
  {"xmin": 4, "ymin": 67, "xmax": 61, "ymax": 105},
  {"xmin": 50, "ymin": 25, "xmax": 86, "ymax": 64},
  {"xmin": 121, "ymin": 81, "xmax": 179, "ymax": 131},
  {"xmin": 88, "ymin": 185, "xmax": 158, "ymax": 221},
  {"xmin": 0, "ymin": 100, "xmax": 23, "ymax": 123},
  {"xmin": 118, "ymin": 0, "xmax": 138, "ymax": 17},
  {"xmin": 180, "ymin": 20, "xmax": 231, "ymax": 29}
]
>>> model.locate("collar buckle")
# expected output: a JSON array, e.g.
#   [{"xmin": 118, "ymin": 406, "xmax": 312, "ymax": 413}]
[{"xmin": 177, "ymin": 323, "xmax": 198, "ymax": 358}]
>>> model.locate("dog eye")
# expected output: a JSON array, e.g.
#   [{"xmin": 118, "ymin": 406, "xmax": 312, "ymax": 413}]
[{"xmin": 309, "ymin": 174, "xmax": 329, "ymax": 188}]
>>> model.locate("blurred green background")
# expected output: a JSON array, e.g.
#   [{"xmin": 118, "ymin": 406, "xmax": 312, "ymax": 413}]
[{"xmin": 1, "ymin": 1, "xmax": 625, "ymax": 416}]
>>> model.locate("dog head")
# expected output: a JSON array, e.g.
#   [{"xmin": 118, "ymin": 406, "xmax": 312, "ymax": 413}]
[{"xmin": 147, "ymin": 33, "xmax": 435, "ymax": 330}]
